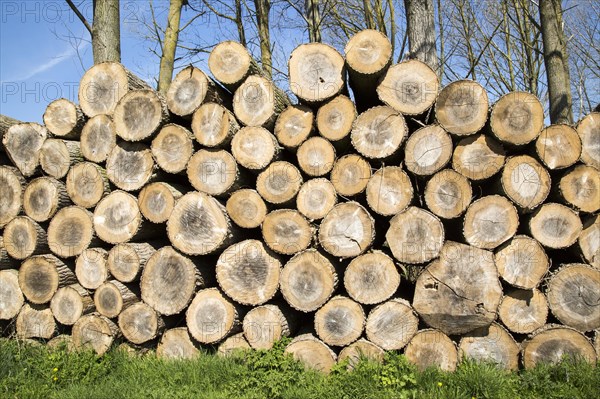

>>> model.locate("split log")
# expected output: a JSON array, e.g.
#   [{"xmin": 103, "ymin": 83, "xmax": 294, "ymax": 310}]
[
  {"xmin": 138, "ymin": 182, "xmax": 183, "ymax": 224},
  {"xmin": 23, "ymin": 177, "xmax": 70, "ymax": 223},
  {"xmin": 576, "ymin": 112, "xmax": 599, "ymax": 169},
  {"xmin": 47, "ymin": 206, "xmax": 97, "ymax": 258},
  {"xmin": 262, "ymin": 209, "xmax": 312, "ymax": 255},
  {"xmin": 80, "ymin": 114, "xmax": 116, "ymax": 163},
  {"xmin": 424, "ymin": 169, "xmax": 472, "ymax": 219},
  {"xmin": 316, "ymin": 95, "xmax": 356, "ymax": 144},
  {"xmin": 547, "ymin": 264, "xmax": 600, "ymax": 332},
  {"xmin": 94, "ymin": 280, "xmax": 139, "ymax": 319},
  {"xmin": 151, "ymin": 124, "xmax": 194, "ymax": 174},
  {"xmin": 296, "ymin": 178, "xmax": 337, "ymax": 221},
  {"xmin": 280, "ymin": 249, "xmax": 337, "ymax": 312},
  {"xmin": 288, "ymin": 43, "xmax": 346, "ymax": 104},
  {"xmin": 489, "ymin": 91, "xmax": 544, "ymax": 145},
  {"xmin": 256, "ymin": 161, "xmax": 303, "ymax": 205},
  {"xmin": 296, "ymin": 136, "xmax": 336, "ymax": 177},
  {"xmin": 157, "ymin": 327, "xmax": 199, "ymax": 360},
  {"xmin": 230, "ymin": 126, "xmax": 280, "ymax": 171},
  {"xmin": 462, "ymin": 195, "xmax": 519, "ymax": 250},
  {"xmin": 0, "ymin": 269, "xmax": 24, "ymax": 320},
  {"xmin": 118, "ymin": 302, "xmax": 165, "ymax": 345},
  {"xmin": 2, "ymin": 122, "xmax": 48, "ymax": 176},
  {"xmin": 186, "ymin": 288, "xmax": 241, "ymax": 344},
  {"xmin": 365, "ymin": 298, "xmax": 418, "ymax": 350},
  {"xmin": 535, "ymin": 124, "xmax": 582, "ymax": 170},
  {"xmin": 435, "ymin": 80, "xmax": 489, "ymax": 136},
  {"xmin": 242, "ymin": 303, "xmax": 297, "ymax": 349},
  {"xmin": 365, "ymin": 166, "xmax": 413, "ymax": 217},
  {"xmin": 226, "ymin": 189, "xmax": 268, "ymax": 229},
  {"xmin": 377, "ymin": 60, "xmax": 439, "ymax": 115},
  {"xmin": 329, "ymin": 154, "xmax": 371, "ymax": 197},
  {"xmin": 66, "ymin": 162, "xmax": 110, "ymax": 208},
  {"xmin": 218, "ymin": 332, "xmax": 251, "ymax": 356},
  {"xmin": 75, "ymin": 248, "xmax": 109, "ymax": 290},
  {"xmin": 284, "ymin": 334, "xmax": 337, "ymax": 373},
  {"xmin": 579, "ymin": 215, "xmax": 599, "ymax": 269},
  {"xmin": 167, "ymin": 66, "xmax": 230, "ymax": 117},
  {"xmin": 350, "ymin": 106, "xmax": 407, "ymax": 160},
  {"xmin": 498, "ymin": 288, "xmax": 548, "ymax": 334},
  {"xmin": 50, "ymin": 284, "xmax": 94, "ymax": 326},
  {"xmin": 107, "ymin": 242, "xmax": 157, "ymax": 283},
  {"xmin": 39, "ymin": 139, "xmax": 82, "ymax": 179},
  {"xmin": 319, "ymin": 202, "xmax": 374, "ymax": 258},
  {"xmin": 3, "ymin": 216, "xmax": 48, "ymax": 260},
  {"xmin": 413, "ymin": 241, "xmax": 503, "ymax": 335},
  {"xmin": 18, "ymin": 254, "xmax": 76, "ymax": 304},
  {"xmin": 106, "ymin": 142, "xmax": 155, "ymax": 192},
  {"xmin": 404, "ymin": 329, "xmax": 458, "ymax": 371},
  {"xmin": 0, "ymin": 114, "xmax": 21, "ymax": 148},
  {"xmin": 338, "ymin": 339, "xmax": 385, "ymax": 370},
  {"xmin": 522, "ymin": 325, "xmax": 597, "ymax": 368},
  {"xmin": 500, "ymin": 155, "xmax": 551, "ymax": 211},
  {"xmin": 344, "ymin": 250, "xmax": 400, "ymax": 305},
  {"xmin": 234, "ymin": 75, "xmax": 289, "ymax": 128},
  {"xmin": 494, "ymin": 235, "xmax": 549, "ymax": 289},
  {"xmin": 191, "ymin": 103, "xmax": 239, "ymax": 148},
  {"xmin": 93, "ymin": 191, "xmax": 145, "ymax": 244},
  {"xmin": 187, "ymin": 149, "xmax": 239, "ymax": 197},
  {"xmin": 208, "ymin": 41, "xmax": 262, "ymax": 91},
  {"xmin": 315, "ymin": 296, "xmax": 365, "ymax": 347},
  {"xmin": 0, "ymin": 166, "xmax": 24, "ymax": 228},
  {"xmin": 43, "ymin": 98, "xmax": 85, "ymax": 139},
  {"xmin": 458, "ymin": 322, "xmax": 520, "ymax": 371},
  {"xmin": 16, "ymin": 304, "xmax": 56, "ymax": 339},
  {"xmin": 216, "ymin": 239, "xmax": 281, "ymax": 306},
  {"xmin": 452, "ymin": 134, "xmax": 506, "ymax": 181},
  {"xmin": 404, "ymin": 124, "xmax": 453, "ymax": 176},
  {"xmin": 386, "ymin": 206, "xmax": 444, "ymax": 264},
  {"xmin": 559, "ymin": 165, "xmax": 600, "ymax": 213},
  {"xmin": 529, "ymin": 202, "xmax": 582, "ymax": 249},
  {"xmin": 72, "ymin": 313, "xmax": 121, "ymax": 355},
  {"xmin": 274, "ymin": 105, "xmax": 314, "ymax": 149}
]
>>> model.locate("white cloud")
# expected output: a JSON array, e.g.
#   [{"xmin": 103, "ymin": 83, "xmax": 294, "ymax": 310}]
[{"xmin": 7, "ymin": 42, "xmax": 87, "ymax": 82}]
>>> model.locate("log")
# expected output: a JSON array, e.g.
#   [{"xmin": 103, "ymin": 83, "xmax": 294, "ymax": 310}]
[
  {"xmin": 2, "ymin": 122, "xmax": 48, "ymax": 176},
  {"xmin": 0, "ymin": 166, "xmax": 24, "ymax": 228},
  {"xmin": 3, "ymin": 216, "xmax": 48, "ymax": 260},
  {"xmin": 495, "ymin": 235, "xmax": 549, "ymax": 289},
  {"xmin": 80, "ymin": 114, "xmax": 117, "ymax": 163},
  {"xmin": 186, "ymin": 288, "xmax": 241, "ymax": 344},
  {"xmin": 106, "ymin": 142, "xmax": 155, "ymax": 192},
  {"xmin": 284, "ymin": 334, "xmax": 337, "ymax": 373},
  {"xmin": 350, "ymin": 106, "xmax": 407, "ymax": 160},
  {"xmin": 435, "ymin": 80, "xmax": 489, "ymax": 136},
  {"xmin": 576, "ymin": 112, "xmax": 599, "ymax": 169},
  {"xmin": 404, "ymin": 124, "xmax": 453, "ymax": 176},
  {"xmin": 329, "ymin": 154, "xmax": 371, "ymax": 197},
  {"xmin": 218, "ymin": 332, "xmax": 251, "ymax": 356},
  {"xmin": 529, "ymin": 202, "xmax": 582, "ymax": 249},
  {"xmin": 404, "ymin": 329, "xmax": 458, "ymax": 371},
  {"xmin": 547, "ymin": 264, "xmax": 600, "ymax": 332},
  {"xmin": 138, "ymin": 182, "xmax": 183, "ymax": 224},
  {"xmin": 167, "ymin": 66, "xmax": 230, "ymax": 117},
  {"xmin": 280, "ymin": 249, "xmax": 337, "ymax": 312},
  {"xmin": 0, "ymin": 114, "xmax": 21, "ymax": 149},
  {"xmin": 522, "ymin": 325, "xmax": 597, "ymax": 368},
  {"xmin": 0, "ymin": 269, "xmax": 24, "ymax": 320},
  {"xmin": 230, "ymin": 126, "xmax": 280, "ymax": 171},
  {"xmin": 75, "ymin": 248, "xmax": 109, "ymax": 290},
  {"xmin": 319, "ymin": 202, "xmax": 374, "ymax": 258},
  {"xmin": 226, "ymin": 189, "xmax": 268, "ymax": 229},
  {"xmin": 489, "ymin": 91, "xmax": 544, "ymax": 145},
  {"xmin": 262, "ymin": 209, "xmax": 312, "ymax": 255},
  {"xmin": 242, "ymin": 303, "xmax": 297, "ymax": 349},
  {"xmin": 458, "ymin": 322, "xmax": 520, "ymax": 371},
  {"xmin": 452, "ymin": 134, "xmax": 506, "ymax": 181},
  {"xmin": 66, "ymin": 162, "xmax": 110, "ymax": 208},
  {"xmin": 50, "ymin": 284, "xmax": 94, "ymax": 326},
  {"xmin": 47, "ymin": 206, "xmax": 97, "ymax": 258},
  {"xmin": 233, "ymin": 75, "xmax": 289, "ymax": 128},
  {"xmin": 386, "ymin": 206, "xmax": 444, "ymax": 264},
  {"xmin": 72, "ymin": 313, "xmax": 121, "ymax": 355},
  {"xmin": 559, "ymin": 164, "xmax": 600, "ymax": 213},
  {"xmin": 256, "ymin": 161, "xmax": 303, "ymax": 205},
  {"xmin": 498, "ymin": 288, "xmax": 548, "ymax": 334},
  {"xmin": 501, "ymin": 155, "xmax": 551, "ymax": 211},
  {"xmin": 216, "ymin": 239, "xmax": 281, "ymax": 306},
  {"xmin": 157, "ymin": 327, "xmax": 199, "ymax": 359},
  {"xmin": 316, "ymin": 95, "xmax": 356, "ymax": 144},
  {"xmin": 344, "ymin": 250, "xmax": 400, "ymax": 305},
  {"xmin": 365, "ymin": 298, "xmax": 418, "ymax": 350},
  {"xmin": 463, "ymin": 195, "xmax": 519, "ymax": 250},
  {"xmin": 315, "ymin": 296, "xmax": 365, "ymax": 347},
  {"xmin": 151, "ymin": 124, "xmax": 194, "ymax": 174},
  {"xmin": 535, "ymin": 124, "xmax": 582, "ymax": 170},
  {"xmin": 338, "ymin": 339, "xmax": 385, "ymax": 370},
  {"xmin": 579, "ymin": 215, "xmax": 599, "ymax": 269},
  {"xmin": 94, "ymin": 280, "xmax": 139, "ymax": 319},
  {"xmin": 16, "ymin": 304, "xmax": 56, "ymax": 339},
  {"xmin": 23, "ymin": 177, "xmax": 70, "ymax": 223},
  {"xmin": 191, "ymin": 103, "xmax": 239, "ymax": 148},
  {"xmin": 39, "ymin": 139, "xmax": 82, "ymax": 179},
  {"xmin": 424, "ymin": 169, "xmax": 472, "ymax": 219},
  {"xmin": 107, "ymin": 242, "xmax": 157, "ymax": 283},
  {"xmin": 274, "ymin": 105, "xmax": 314, "ymax": 149},
  {"xmin": 93, "ymin": 190, "xmax": 145, "ymax": 244},
  {"xmin": 47, "ymin": 334, "xmax": 75, "ymax": 351},
  {"xmin": 18, "ymin": 254, "xmax": 76, "ymax": 304},
  {"xmin": 296, "ymin": 178, "xmax": 337, "ymax": 221},
  {"xmin": 377, "ymin": 60, "xmax": 439, "ymax": 115},
  {"xmin": 288, "ymin": 43, "xmax": 346, "ymax": 104},
  {"xmin": 0, "ymin": 237, "xmax": 20, "ymax": 270},
  {"xmin": 187, "ymin": 149, "xmax": 239, "ymax": 197},
  {"xmin": 296, "ymin": 136, "xmax": 336, "ymax": 177},
  {"xmin": 365, "ymin": 166, "xmax": 413, "ymax": 217},
  {"xmin": 118, "ymin": 302, "xmax": 165, "ymax": 345},
  {"xmin": 413, "ymin": 241, "xmax": 502, "ymax": 335},
  {"xmin": 208, "ymin": 41, "xmax": 262, "ymax": 91},
  {"xmin": 43, "ymin": 98, "xmax": 85, "ymax": 139}
]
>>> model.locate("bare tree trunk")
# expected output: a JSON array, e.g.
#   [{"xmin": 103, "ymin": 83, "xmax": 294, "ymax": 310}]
[
  {"xmin": 404, "ymin": 0, "xmax": 438, "ymax": 70},
  {"xmin": 158, "ymin": 0, "xmax": 184, "ymax": 94},
  {"xmin": 254, "ymin": 0, "xmax": 272, "ymax": 78},
  {"xmin": 92, "ymin": 0, "xmax": 121, "ymax": 63},
  {"xmin": 306, "ymin": 0, "xmax": 322, "ymax": 42},
  {"xmin": 235, "ymin": 0, "xmax": 246, "ymax": 45}
]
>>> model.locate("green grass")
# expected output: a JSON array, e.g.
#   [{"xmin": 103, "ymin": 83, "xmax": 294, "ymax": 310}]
[{"xmin": 1, "ymin": 338, "xmax": 598, "ymax": 399}]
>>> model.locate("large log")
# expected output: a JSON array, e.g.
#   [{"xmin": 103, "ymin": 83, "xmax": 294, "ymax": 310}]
[
  {"xmin": 495, "ymin": 235, "xmax": 549, "ymax": 289},
  {"xmin": 500, "ymin": 155, "xmax": 551, "ymax": 211},
  {"xmin": 2, "ymin": 122, "xmax": 48, "ymax": 176},
  {"xmin": 0, "ymin": 166, "xmax": 24, "ymax": 228},
  {"xmin": 365, "ymin": 298, "xmax": 419, "ymax": 350},
  {"xmin": 315, "ymin": 296, "xmax": 365, "ymax": 347},
  {"xmin": 47, "ymin": 206, "xmax": 97, "ymax": 258},
  {"xmin": 230, "ymin": 126, "xmax": 280, "ymax": 171},
  {"xmin": 151, "ymin": 124, "xmax": 194, "ymax": 174},
  {"xmin": 296, "ymin": 137, "xmax": 336, "ymax": 177},
  {"xmin": 404, "ymin": 329, "xmax": 458, "ymax": 371},
  {"xmin": 274, "ymin": 105, "xmax": 314, "ymax": 149},
  {"xmin": 186, "ymin": 288, "xmax": 242, "ymax": 344},
  {"xmin": 94, "ymin": 280, "xmax": 139, "ymax": 319},
  {"xmin": 489, "ymin": 91, "xmax": 544, "ymax": 145},
  {"xmin": 0, "ymin": 269, "xmax": 24, "ymax": 321},
  {"xmin": 579, "ymin": 215, "xmax": 599, "ymax": 269},
  {"xmin": 498, "ymin": 288, "xmax": 548, "ymax": 334},
  {"xmin": 72, "ymin": 313, "xmax": 121, "ymax": 355},
  {"xmin": 404, "ymin": 124, "xmax": 453, "ymax": 176},
  {"xmin": 187, "ymin": 149, "xmax": 239, "ymax": 197},
  {"xmin": 66, "ymin": 162, "xmax": 110, "ymax": 209},
  {"xmin": 167, "ymin": 66, "xmax": 230, "ymax": 117},
  {"xmin": 522, "ymin": 325, "xmax": 597, "ymax": 368},
  {"xmin": 576, "ymin": 112, "xmax": 599, "ymax": 169},
  {"xmin": 452, "ymin": 133, "xmax": 506, "ymax": 181},
  {"xmin": 344, "ymin": 251, "xmax": 400, "ymax": 305},
  {"xmin": 435, "ymin": 80, "xmax": 489, "ymax": 136},
  {"xmin": 338, "ymin": 339, "xmax": 385, "ymax": 370},
  {"xmin": 458, "ymin": 322, "xmax": 520, "ymax": 371},
  {"xmin": 256, "ymin": 161, "xmax": 303, "ymax": 205},
  {"xmin": 350, "ymin": 106, "xmax": 407, "ymax": 160},
  {"xmin": 319, "ymin": 202, "xmax": 374, "ymax": 258},
  {"xmin": 316, "ymin": 95, "xmax": 356, "ymax": 145},
  {"xmin": 365, "ymin": 166, "xmax": 413, "ymax": 217},
  {"xmin": 226, "ymin": 189, "xmax": 268, "ymax": 229},
  {"xmin": 284, "ymin": 334, "xmax": 337, "ymax": 373},
  {"xmin": 107, "ymin": 242, "xmax": 157, "ymax": 283},
  {"xmin": 233, "ymin": 75, "xmax": 289, "ymax": 129},
  {"xmin": 535, "ymin": 124, "xmax": 582, "ymax": 170},
  {"xmin": 138, "ymin": 182, "xmax": 183, "ymax": 224},
  {"xmin": 208, "ymin": 41, "xmax": 262, "ymax": 91},
  {"xmin": 80, "ymin": 114, "xmax": 117, "ymax": 163},
  {"xmin": 157, "ymin": 327, "xmax": 199, "ymax": 360},
  {"xmin": 529, "ymin": 202, "xmax": 582, "ymax": 249},
  {"xmin": 329, "ymin": 154, "xmax": 372, "ymax": 197},
  {"xmin": 191, "ymin": 103, "xmax": 239, "ymax": 148},
  {"xmin": 93, "ymin": 191, "xmax": 146, "ymax": 244},
  {"xmin": 50, "ymin": 283, "xmax": 94, "ymax": 326},
  {"xmin": 242, "ymin": 303, "xmax": 297, "ymax": 349},
  {"xmin": 18, "ymin": 254, "xmax": 76, "ymax": 304},
  {"xmin": 3, "ymin": 216, "xmax": 48, "ymax": 260},
  {"xmin": 118, "ymin": 302, "xmax": 165, "ymax": 345},
  {"xmin": 75, "ymin": 248, "xmax": 110, "ymax": 290},
  {"xmin": 462, "ymin": 195, "xmax": 519, "ymax": 250},
  {"xmin": 296, "ymin": 178, "xmax": 337, "ymax": 221},
  {"xmin": 262, "ymin": 209, "xmax": 312, "ymax": 255},
  {"xmin": 23, "ymin": 177, "xmax": 70, "ymax": 223},
  {"xmin": 43, "ymin": 98, "xmax": 85, "ymax": 139},
  {"xmin": 106, "ymin": 142, "xmax": 155, "ymax": 192},
  {"xmin": 558, "ymin": 165, "xmax": 600, "ymax": 213},
  {"xmin": 16, "ymin": 304, "xmax": 56, "ymax": 339},
  {"xmin": 424, "ymin": 169, "xmax": 472, "ymax": 219}
]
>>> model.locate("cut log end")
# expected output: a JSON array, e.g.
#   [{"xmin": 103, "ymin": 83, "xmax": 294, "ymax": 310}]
[
  {"xmin": 452, "ymin": 133, "xmax": 506, "ymax": 181},
  {"xmin": 66, "ymin": 162, "xmax": 109, "ymax": 209},
  {"xmin": 107, "ymin": 242, "xmax": 156, "ymax": 283},
  {"xmin": 209, "ymin": 41, "xmax": 254, "ymax": 89},
  {"xmin": 490, "ymin": 91, "xmax": 544, "ymax": 145},
  {"xmin": 187, "ymin": 149, "xmax": 239, "ymax": 197},
  {"xmin": 218, "ymin": 332, "xmax": 251, "ymax": 356},
  {"xmin": 93, "ymin": 191, "xmax": 142, "ymax": 244},
  {"xmin": 319, "ymin": 202, "xmax": 374, "ymax": 258},
  {"xmin": 3, "ymin": 216, "xmax": 48, "ymax": 260},
  {"xmin": 157, "ymin": 327, "xmax": 199, "ymax": 360},
  {"xmin": 522, "ymin": 325, "xmax": 597, "ymax": 368},
  {"xmin": 330, "ymin": 154, "xmax": 371, "ymax": 197},
  {"xmin": 192, "ymin": 102, "xmax": 239, "ymax": 148},
  {"xmin": 529, "ymin": 203, "xmax": 582, "ymax": 249},
  {"xmin": 138, "ymin": 182, "xmax": 181, "ymax": 224},
  {"xmin": 404, "ymin": 124, "xmax": 452, "ymax": 176},
  {"xmin": 72, "ymin": 313, "xmax": 120, "ymax": 355},
  {"xmin": 151, "ymin": 124, "xmax": 194, "ymax": 174},
  {"xmin": 47, "ymin": 206, "xmax": 96, "ymax": 258},
  {"xmin": 80, "ymin": 114, "xmax": 116, "ymax": 163},
  {"xmin": 243, "ymin": 304, "xmax": 295, "ymax": 350},
  {"xmin": 39, "ymin": 139, "xmax": 81, "ymax": 179},
  {"xmin": 284, "ymin": 334, "xmax": 337, "ymax": 373},
  {"xmin": 501, "ymin": 155, "xmax": 551, "ymax": 211},
  {"xmin": 297, "ymin": 136, "xmax": 336, "ymax": 177},
  {"xmin": 23, "ymin": 177, "xmax": 69, "ymax": 223},
  {"xmin": 0, "ymin": 166, "xmax": 24, "ymax": 228},
  {"xmin": 458, "ymin": 323, "xmax": 520, "ymax": 371},
  {"xmin": 50, "ymin": 284, "xmax": 93, "ymax": 326},
  {"xmin": 296, "ymin": 178, "xmax": 337, "ymax": 221},
  {"xmin": 118, "ymin": 302, "xmax": 163, "ymax": 345},
  {"xmin": 186, "ymin": 288, "xmax": 240, "ymax": 344},
  {"xmin": 106, "ymin": 142, "xmax": 155, "ymax": 192},
  {"xmin": 256, "ymin": 161, "xmax": 303, "ymax": 205},
  {"xmin": 351, "ymin": 106, "xmax": 407, "ymax": 160},
  {"xmin": 231, "ymin": 126, "xmax": 279, "ymax": 171},
  {"xmin": 366, "ymin": 298, "xmax": 419, "ymax": 350},
  {"xmin": 435, "ymin": 80, "xmax": 489, "ymax": 136},
  {"xmin": 316, "ymin": 95, "xmax": 356, "ymax": 142},
  {"xmin": 226, "ymin": 189, "xmax": 267, "ymax": 229},
  {"xmin": 95, "ymin": 280, "xmax": 138, "ymax": 319},
  {"xmin": 579, "ymin": 215, "xmax": 599, "ymax": 269},
  {"xmin": 344, "ymin": 251, "xmax": 400, "ymax": 305},
  {"xmin": 43, "ymin": 98, "xmax": 84, "ymax": 139},
  {"xmin": 536, "ymin": 124, "xmax": 582, "ymax": 170},
  {"xmin": 404, "ymin": 329, "xmax": 458, "ymax": 371},
  {"xmin": 19, "ymin": 254, "xmax": 75, "ymax": 304},
  {"xmin": 463, "ymin": 195, "xmax": 519, "ymax": 250},
  {"xmin": 424, "ymin": 169, "xmax": 472, "ymax": 219},
  {"xmin": 345, "ymin": 29, "xmax": 392, "ymax": 76},
  {"xmin": 3, "ymin": 123, "xmax": 47, "ymax": 177},
  {"xmin": 576, "ymin": 112, "xmax": 599, "ymax": 169},
  {"xmin": 75, "ymin": 248, "xmax": 109, "ymax": 290},
  {"xmin": 315, "ymin": 296, "xmax": 365, "ymax": 347},
  {"xmin": 498, "ymin": 288, "xmax": 548, "ymax": 334},
  {"xmin": 262, "ymin": 209, "xmax": 312, "ymax": 255},
  {"xmin": 559, "ymin": 165, "xmax": 600, "ymax": 213},
  {"xmin": 366, "ymin": 166, "xmax": 413, "ymax": 217},
  {"xmin": 167, "ymin": 66, "xmax": 213, "ymax": 117},
  {"xmin": 495, "ymin": 235, "xmax": 549, "ymax": 289},
  {"xmin": 233, "ymin": 75, "xmax": 288, "ymax": 128},
  {"xmin": 338, "ymin": 339, "xmax": 385, "ymax": 370},
  {"xmin": 0, "ymin": 269, "xmax": 24, "ymax": 320},
  {"xmin": 16, "ymin": 304, "xmax": 56, "ymax": 340},
  {"xmin": 274, "ymin": 105, "xmax": 314, "ymax": 149}
]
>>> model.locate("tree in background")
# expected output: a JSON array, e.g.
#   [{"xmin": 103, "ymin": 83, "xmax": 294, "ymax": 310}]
[
  {"xmin": 157, "ymin": 0, "xmax": 185, "ymax": 94},
  {"xmin": 404, "ymin": 0, "xmax": 438, "ymax": 70}
]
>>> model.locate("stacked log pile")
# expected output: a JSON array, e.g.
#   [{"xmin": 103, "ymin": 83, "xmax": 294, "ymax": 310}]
[{"xmin": 1, "ymin": 30, "xmax": 599, "ymax": 372}]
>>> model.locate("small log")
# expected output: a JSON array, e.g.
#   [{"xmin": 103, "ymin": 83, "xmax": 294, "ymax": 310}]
[
  {"xmin": 498, "ymin": 288, "xmax": 548, "ymax": 334},
  {"xmin": 118, "ymin": 302, "xmax": 165, "ymax": 345},
  {"xmin": 187, "ymin": 149, "xmax": 239, "ymax": 197},
  {"xmin": 274, "ymin": 105, "xmax": 314, "ymax": 149},
  {"xmin": 75, "ymin": 248, "xmax": 109, "ymax": 290},
  {"xmin": 288, "ymin": 43, "xmax": 346, "ymax": 104},
  {"xmin": 452, "ymin": 133, "xmax": 506, "ymax": 181},
  {"xmin": 256, "ymin": 161, "xmax": 303, "ymax": 205},
  {"xmin": 106, "ymin": 142, "xmax": 155, "ymax": 192},
  {"xmin": 535, "ymin": 124, "xmax": 582, "ymax": 169},
  {"xmin": 47, "ymin": 334, "xmax": 75, "ymax": 351},
  {"xmin": 404, "ymin": 329, "xmax": 458, "ymax": 371},
  {"xmin": 329, "ymin": 154, "xmax": 372, "ymax": 197},
  {"xmin": 191, "ymin": 102, "xmax": 239, "ymax": 148},
  {"xmin": 93, "ymin": 191, "xmax": 145, "ymax": 244},
  {"xmin": 3, "ymin": 216, "xmax": 48, "ymax": 260},
  {"xmin": 43, "ymin": 98, "xmax": 85, "ymax": 139},
  {"xmin": 338, "ymin": 339, "xmax": 385, "ymax": 370},
  {"xmin": 2, "ymin": 122, "xmax": 48, "ymax": 176},
  {"xmin": 138, "ymin": 182, "xmax": 183, "ymax": 224},
  {"xmin": 72, "ymin": 313, "xmax": 121, "ymax": 355},
  {"xmin": 157, "ymin": 327, "xmax": 199, "ymax": 359},
  {"xmin": 0, "ymin": 166, "xmax": 24, "ymax": 228},
  {"xmin": 319, "ymin": 202, "xmax": 374, "ymax": 258},
  {"xmin": 296, "ymin": 178, "xmax": 337, "ymax": 221},
  {"xmin": 215, "ymin": 239, "xmax": 281, "ymax": 306},
  {"xmin": 50, "ymin": 284, "xmax": 94, "ymax": 326},
  {"xmin": 186, "ymin": 288, "xmax": 242, "ymax": 344},
  {"xmin": 495, "ymin": 235, "xmax": 549, "ymax": 289},
  {"xmin": 226, "ymin": 189, "xmax": 268, "ymax": 229},
  {"xmin": 316, "ymin": 95, "xmax": 356, "ymax": 144},
  {"xmin": 218, "ymin": 332, "xmax": 251, "ymax": 357},
  {"xmin": 208, "ymin": 41, "xmax": 262, "ymax": 91},
  {"xmin": 16, "ymin": 304, "xmax": 56, "ymax": 339},
  {"xmin": 386, "ymin": 206, "xmax": 444, "ymax": 264},
  {"xmin": 0, "ymin": 114, "xmax": 21, "ymax": 149},
  {"xmin": 167, "ymin": 66, "xmax": 230, "ymax": 117},
  {"xmin": 529, "ymin": 202, "xmax": 582, "ymax": 249},
  {"xmin": 365, "ymin": 298, "xmax": 419, "ymax": 351},
  {"xmin": 547, "ymin": 264, "xmax": 600, "ymax": 332},
  {"xmin": 280, "ymin": 249, "xmax": 338, "ymax": 312},
  {"xmin": 230, "ymin": 126, "xmax": 280, "ymax": 171},
  {"xmin": 284, "ymin": 334, "xmax": 337, "ymax": 373},
  {"xmin": 80, "ymin": 114, "xmax": 116, "ymax": 163},
  {"xmin": 344, "ymin": 250, "xmax": 400, "ymax": 305},
  {"xmin": 234, "ymin": 75, "xmax": 289, "ymax": 128},
  {"xmin": 559, "ymin": 165, "xmax": 600, "ymax": 213},
  {"xmin": 94, "ymin": 280, "xmax": 139, "ymax": 319},
  {"xmin": 151, "ymin": 124, "xmax": 194, "ymax": 174},
  {"xmin": 23, "ymin": 177, "xmax": 70, "ymax": 223},
  {"xmin": 463, "ymin": 195, "xmax": 519, "ymax": 250},
  {"xmin": 0, "ymin": 269, "xmax": 24, "ymax": 320},
  {"xmin": 243, "ymin": 303, "xmax": 297, "ymax": 349},
  {"xmin": 365, "ymin": 166, "xmax": 413, "ymax": 217},
  {"xmin": 404, "ymin": 124, "xmax": 453, "ymax": 176},
  {"xmin": 39, "ymin": 139, "xmax": 82, "ymax": 179},
  {"xmin": 576, "ymin": 112, "xmax": 599, "ymax": 169},
  {"xmin": 315, "ymin": 296, "xmax": 365, "ymax": 347},
  {"xmin": 296, "ymin": 136, "xmax": 336, "ymax": 177},
  {"xmin": 458, "ymin": 322, "xmax": 520, "ymax": 371},
  {"xmin": 579, "ymin": 215, "xmax": 599, "ymax": 269},
  {"xmin": 66, "ymin": 162, "xmax": 110, "ymax": 208},
  {"xmin": 47, "ymin": 206, "xmax": 97, "ymax": 258},
  {"xmin": 489, "ymin": 91, "xmax": 544, "ymax": 145},
  {"xmin": 377, "ymin": 60, "xmax": 439, "ymax": 115},
  {"xmin": 435, "ymin": 80, "xmax": 489, "ymax": 136},
  {"xmin": 522, "ymin": 325, "xmax": 597, "ymax": 368},
  {"xmin": 107, "ymin": 242, "xmax": 157, "ymax": 283},
  {"xmin": 501, "ymin": 155, "xmax": 551, "ymax": 211},
  {"xmin": 262, "ymin": 209, "xmax": 312, "ymax": 255},
  {"xmin": 424, "ymin": 169, "xmax": 472, "ymax": 219},
  {"xmin": 18, "ymin": 254, "xmax": 76, "ymax": 304},
  {"xmin": 350, "ymin": 106, "xmax": 407, "ymax": 160},
  {"xmin": 413, "ymin": 241, "xmax": 503, "ymax": 335}
]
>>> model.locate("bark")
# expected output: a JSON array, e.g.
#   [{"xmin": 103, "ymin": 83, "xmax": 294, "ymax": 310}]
[
  {"xmin": 92, "ymin": 0, "xmax": 121, "ymax": 64},
  {"xmin": 404, "ymin": 0, "xmax": 438, "ymax": 70},
  {"xmin": 158, "ymin": 0, "xmax": 184, "ymax": 94},
  {"xmin": 254, "ymin": 0, "xmax": 272, "ymax": 78}
]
